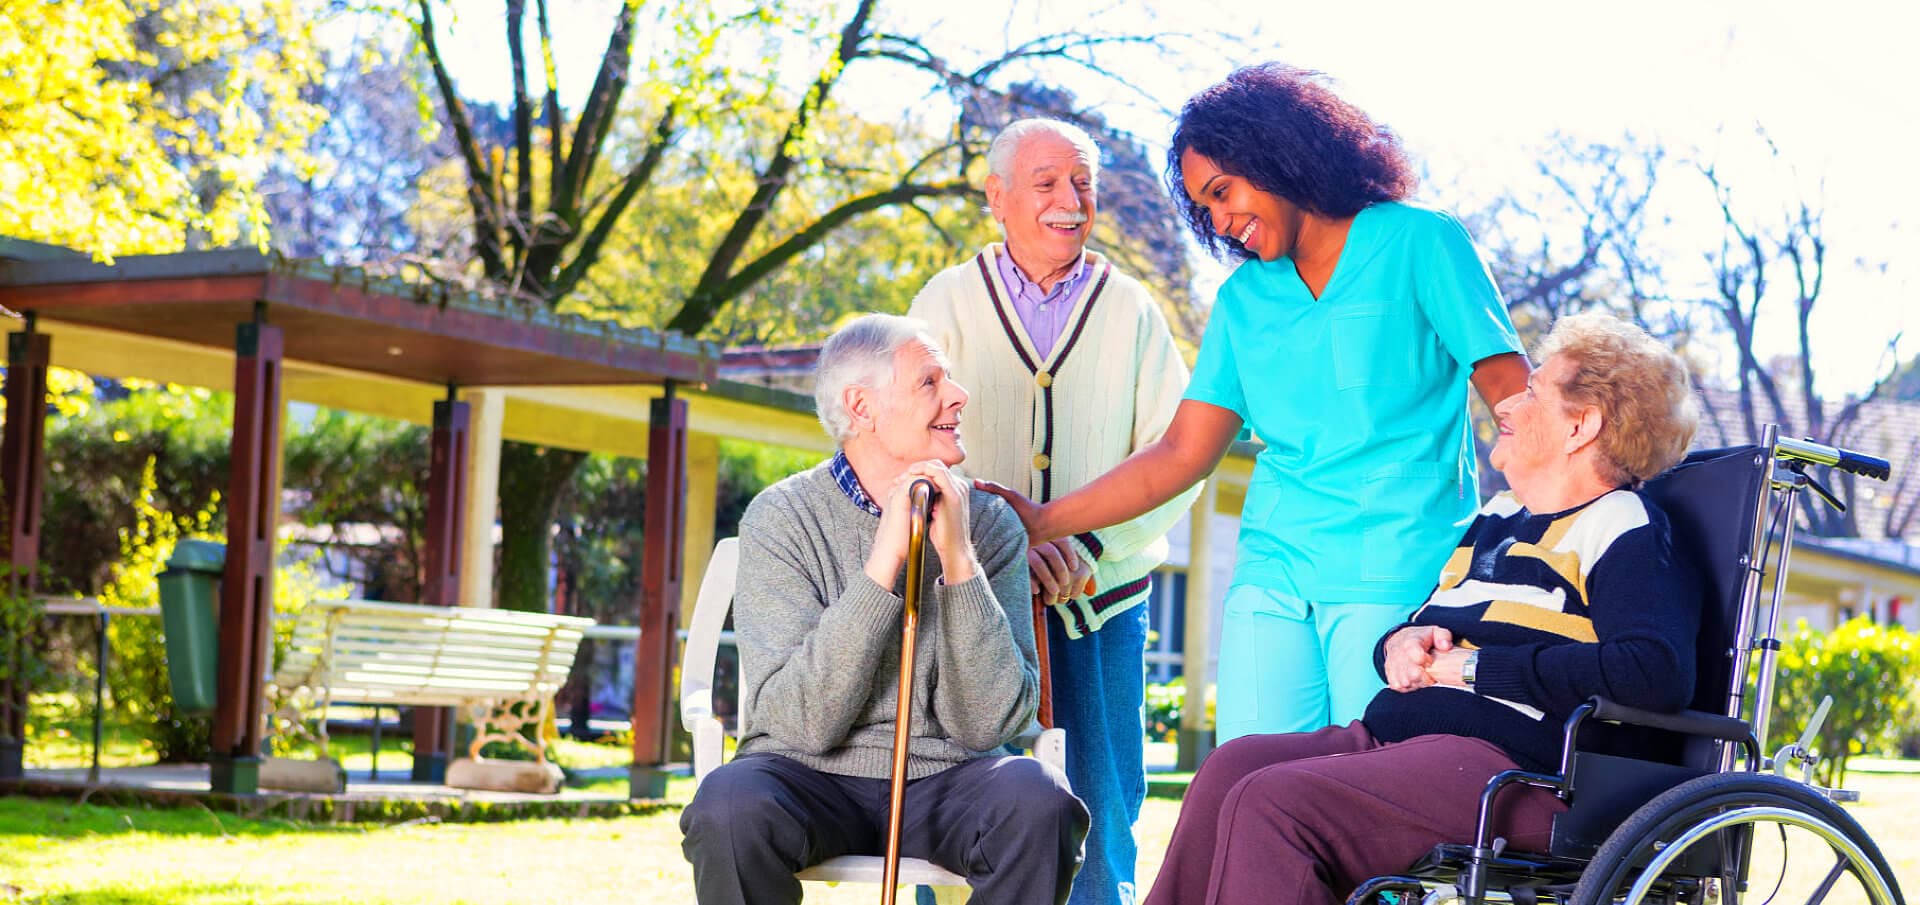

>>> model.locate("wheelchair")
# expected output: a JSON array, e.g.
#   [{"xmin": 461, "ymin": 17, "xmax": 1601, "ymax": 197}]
[{"xmin": 1347, "ymin": 426, "xmax": 1906, "ymax": 905}]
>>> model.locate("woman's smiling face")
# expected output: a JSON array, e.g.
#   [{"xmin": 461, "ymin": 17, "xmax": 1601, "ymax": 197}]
[{"xmin": 1180, "ymin": 146, "xmax": 1305, "ymax": 262}]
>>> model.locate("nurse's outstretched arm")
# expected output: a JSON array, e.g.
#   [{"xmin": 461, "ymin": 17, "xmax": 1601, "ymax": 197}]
[
  {"xmin": 976, "ymin": 399, "xmax": 1243, "ymax": 545},
  {"xmin": 1471, "ymin": 351, "xmax": 1531, "ymax": 410}
]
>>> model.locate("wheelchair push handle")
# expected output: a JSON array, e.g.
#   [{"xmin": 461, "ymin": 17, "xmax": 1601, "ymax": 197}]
[{"xmin": 1775, "ymin": 436, "xmax": 1892, "ymax": 481}]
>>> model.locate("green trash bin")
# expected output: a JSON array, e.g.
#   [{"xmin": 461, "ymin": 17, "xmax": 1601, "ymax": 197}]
[{"xmin": 157, "ymin": 539, "xmax": 225, "ymax": 715}]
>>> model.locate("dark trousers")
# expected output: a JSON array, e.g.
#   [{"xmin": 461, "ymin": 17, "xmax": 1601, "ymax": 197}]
[
  {"xmin": 1144, "ymin": 722, "xmax": 1566, "ymax": 905},
  {"xmin": 682, "ymin": 752, "xmax": 1090, "ymax": 905}
]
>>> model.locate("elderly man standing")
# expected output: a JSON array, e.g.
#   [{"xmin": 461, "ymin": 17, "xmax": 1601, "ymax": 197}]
[
  {"xmin": 680, "ymin": 314, "xmax": 1089, "ymax": 905},
  {"xmin": 910, "ymin": 118, "xmax": 1199, "ymax": 905}
]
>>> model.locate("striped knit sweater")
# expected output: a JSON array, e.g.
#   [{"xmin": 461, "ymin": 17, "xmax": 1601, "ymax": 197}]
[
  {"xmin": 1363, "ymin": 489, "xmax": 1700, "ymax": 772},
  {"xmin": 909, "ymin": 245, "xmax": 1201, "ymax": 637}
]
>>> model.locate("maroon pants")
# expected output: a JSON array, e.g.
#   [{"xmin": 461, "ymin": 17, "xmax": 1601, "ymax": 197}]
[{"xmin": 1145, "ymin": 722, "xmax": 1566, "ymax": 905}]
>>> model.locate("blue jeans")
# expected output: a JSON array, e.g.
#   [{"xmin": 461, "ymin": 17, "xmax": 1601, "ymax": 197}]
[
  {"xmin": 1052, "ymin": 602, "xmax": 1148, "ymax": 905},
  {"xmin": 917, "ymin": 605, "xmax": 1147, "ymax": 905}
]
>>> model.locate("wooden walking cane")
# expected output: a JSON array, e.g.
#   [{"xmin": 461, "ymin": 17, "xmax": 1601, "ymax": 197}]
[{"xmin": 881, "ymin": 478, "xmax": 936, "ymax": 905}]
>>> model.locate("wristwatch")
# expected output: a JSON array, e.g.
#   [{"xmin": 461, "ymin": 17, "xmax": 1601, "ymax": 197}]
[{"xmin": 1461, "ymin": 650, "xmax": 1480, "ymax": 692}]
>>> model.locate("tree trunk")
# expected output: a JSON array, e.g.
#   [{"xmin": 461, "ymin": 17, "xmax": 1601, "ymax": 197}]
[{"xmin": 496, "ymin": 442, "xmax": 587, "ymax": 613}]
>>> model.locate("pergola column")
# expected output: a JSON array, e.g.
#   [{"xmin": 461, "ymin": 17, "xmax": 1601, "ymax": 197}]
[
  {"xmin": 1178, "ymin": 480, "xmax": 1218, "ymax": 771},
  {"xmin": 0, "ymin": 322, "xmax": 51, "ymax": 779},
  {"xmin": 412, "ymin": 391, "xmax": 470, "ymax": 781},
  {"xmin": 211, "ymin": 320, "xmax": 283, "ymax": 795},
  {"xmin": 459, "ymin": 389, "xmax": 505, "ymax": 608},
  {"xmin": 680, "ymin": 432, "xmax": 721, "ymax": 630},
  {"xmin": 631, "ymin": 385, "xmax": 688, "ymax": 799}
]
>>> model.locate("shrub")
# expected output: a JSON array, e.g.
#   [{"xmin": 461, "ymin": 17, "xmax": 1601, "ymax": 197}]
[
  {"xmin": 102, "ymin": 459, "xmax": 344, "ymax": 762},
  {"xmin": 101, "ymin": 460, "xmax": 218, "ymax": 761},
  {"xmin": 1766, "ymin": 616, "xmax": 1919, "ymax": 787},
  {"xmin": 1, "ymin": 566, "xmax": 53, "ymax": 745},
  {"xmin": 1144, "ymin": 682, "xmax": 1184, "ymax": 743}
]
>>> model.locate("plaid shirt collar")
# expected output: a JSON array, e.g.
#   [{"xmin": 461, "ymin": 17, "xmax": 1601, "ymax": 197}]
[{"xmin": 829, "ymin": 450, "xmax": 883, "ymax": 517}]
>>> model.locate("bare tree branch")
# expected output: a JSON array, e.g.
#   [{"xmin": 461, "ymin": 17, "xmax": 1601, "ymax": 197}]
[
  {"xmin": 666, "ymin": 0, "xmax": 879, "ymax": 334},
  {"xmin": 415, "ymin": 0, "xmax": 506, "ymax": 279},
  {"xmin": 550, "ymin": 0, "xmax": 641, "ymax": 228},
  {"xmin": 549, "ymin": 106, "xmax": 679, "ymax": 301},
  {"xmin": 671, "ymin": 180, "xmax": 974, "ymax": 334},
  {"xmin": 506, "ymin": 0, "xmax": 535, "ymax": 269}
]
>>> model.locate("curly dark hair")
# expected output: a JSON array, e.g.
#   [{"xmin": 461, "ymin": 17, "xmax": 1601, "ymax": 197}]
[{"xmin": 1168, "ymin": 63, "xmax": 1419, "ymax": 260}]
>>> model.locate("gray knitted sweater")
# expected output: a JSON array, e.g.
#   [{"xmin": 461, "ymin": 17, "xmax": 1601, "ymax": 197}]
[{"xmin": 733, "ymin": 462, "xmax": 1039, "ymax": 780}]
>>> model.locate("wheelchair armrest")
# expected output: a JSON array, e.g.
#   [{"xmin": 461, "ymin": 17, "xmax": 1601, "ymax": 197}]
[{"xmin": 1584, "ymin": 696, "xmax": 1751, "ymax": 742}]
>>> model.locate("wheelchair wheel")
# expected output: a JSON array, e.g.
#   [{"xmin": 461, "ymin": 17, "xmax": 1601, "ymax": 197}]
[{"xmin": 1570, "ymin": 772, "xmax": 1902, "ymax": 905}]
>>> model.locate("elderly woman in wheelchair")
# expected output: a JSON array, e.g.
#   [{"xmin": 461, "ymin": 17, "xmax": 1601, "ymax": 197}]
[{"xmin": 1147, "ymin": 313, "xmax": 1906, "ymax": 905}]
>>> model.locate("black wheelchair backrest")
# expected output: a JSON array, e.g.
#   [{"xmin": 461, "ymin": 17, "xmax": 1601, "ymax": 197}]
[{"xmin": 1637, "ymin": 444, "xmax": 1770, "ymax": 767}]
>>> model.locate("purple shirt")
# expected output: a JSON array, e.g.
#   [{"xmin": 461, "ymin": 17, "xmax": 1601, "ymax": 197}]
[{"xmin": 995, "ymin": 247, "xmax": 1093, "ymax": 360}]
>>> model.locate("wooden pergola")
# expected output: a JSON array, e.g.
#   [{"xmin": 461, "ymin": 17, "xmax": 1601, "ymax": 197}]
[{"xmin": 0, "ymin": 240, "xmax": 717, "ymax": 794}]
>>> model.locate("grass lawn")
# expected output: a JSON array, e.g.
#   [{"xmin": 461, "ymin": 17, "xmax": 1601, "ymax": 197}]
[{"xmin": 4, "ymin": 766, "xmax": 1916, "ymax": 903}]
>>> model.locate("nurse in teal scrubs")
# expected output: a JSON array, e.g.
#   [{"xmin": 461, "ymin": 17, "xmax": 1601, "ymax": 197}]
[{"xmin": 980, "ymin": 63, "xmax": 1532, "ymax": 742}]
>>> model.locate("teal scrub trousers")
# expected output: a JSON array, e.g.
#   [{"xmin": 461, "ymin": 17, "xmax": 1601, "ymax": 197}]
[{"xmin": 1213, "ymin": 584, "xmax": 1416, "ymax": 743}]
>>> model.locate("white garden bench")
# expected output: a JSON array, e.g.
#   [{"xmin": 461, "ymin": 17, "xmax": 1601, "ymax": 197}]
[{"xmin": 268, "ymin": 598, "xmax": 592, "ymax": 793}]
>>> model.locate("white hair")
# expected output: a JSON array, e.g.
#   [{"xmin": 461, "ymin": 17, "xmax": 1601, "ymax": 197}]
[
  {"xmin": 814, "ymin": 314, "xmax": 931, "ymax": 445},
  {"xmin": 986, "ymin": 118, "xmax": 1101, "ymax": 183}
]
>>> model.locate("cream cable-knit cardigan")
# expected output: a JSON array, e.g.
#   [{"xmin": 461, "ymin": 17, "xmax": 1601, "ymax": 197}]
[{"xmin": 910, "ymin": 245, "xmax": 1202, "ymax": 637}]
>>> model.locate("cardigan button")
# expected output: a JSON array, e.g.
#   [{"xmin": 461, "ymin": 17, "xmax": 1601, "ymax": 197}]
[
  {"xmin": 1036, "ymin": 372, "xmax": 1053, "ymax": 389},
  {"xmin": 1033, "ymin": 453, "xmax": 1051, "ymax": 471}
]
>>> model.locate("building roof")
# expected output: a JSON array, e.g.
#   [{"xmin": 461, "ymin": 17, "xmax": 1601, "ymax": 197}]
[
  {"xmin": 0, "ymin": 246, "xmax": 718, "ymax": 387},
  {"xmin": 1693, "ymin": 386, "xmax": 1920, "ymax": 543}
]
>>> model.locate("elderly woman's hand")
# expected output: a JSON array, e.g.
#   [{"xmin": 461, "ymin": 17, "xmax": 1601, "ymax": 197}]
[
  {"xmin": 1426, "ymin": 648, "xmax": 1471, "ymax": 689},
  {"xmin": 1382, "ymin": 625, "xmax": 1454, "ymax": 692}
]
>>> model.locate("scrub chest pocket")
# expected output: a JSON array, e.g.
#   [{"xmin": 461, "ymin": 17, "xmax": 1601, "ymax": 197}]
[{"xmin": 1331, "ymin": 302, "xmax": 1421, "ymax": 391}]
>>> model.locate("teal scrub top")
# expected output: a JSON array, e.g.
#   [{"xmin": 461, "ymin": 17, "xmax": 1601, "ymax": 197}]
[{"xmin": 1186, "ymin": 202, "xmax": 1523, "ymax": 604}]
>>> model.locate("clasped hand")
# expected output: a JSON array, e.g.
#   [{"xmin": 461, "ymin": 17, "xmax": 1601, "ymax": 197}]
[
  {"xmin": 1382, "ymin": 625, "xmax": 1471, "ymax": 691},
  {"xmin": 864, "ymin": 460, "xmax": 978, "ymax": 589},
  {"xmin": 1028, "ymin": 539, "xmax": 1095, "ymax": 606}
]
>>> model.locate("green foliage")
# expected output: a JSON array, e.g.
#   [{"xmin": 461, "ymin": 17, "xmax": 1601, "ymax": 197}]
[
  {"xmin": 282, "ymin": 407, "xmax": 429, "ymax": 601},
  {"xmin": 1144, "ymin": 681, "xmax": 1183, "ymax": 744},
  {"xmin": 715, "ymin": 439, "xmax": 820, "ymax": 538},
  {"xmin": 1, "ymin": 567, "xmax": 52, "ymax": 743},
  {"xmin": 42, "ymin": 377, "xmax": 230, "ymax": 596},
  {"xmin": 99, "ymin": 460, "xmax": 220, "ymax": 761},
  {"xmin": 23, "ymin": 692, "xmax": 158, "ymax": 768},
  {"xmin": 100, "ymin": 459, "xmax": 344, "ymax": 762},
  {"xmin": 552, "ymin": 99, "xmax": 999, "ymax": 345},
  {"xmin": 0, "ymin": 0, "xmax": 325, "ymax": 258},
  {"xmin": 1768, "ymin": 616, "xmax": 1920, "ymax": 787},
  {"xmin": 1143, "ymin": 679, "xmax": 1216, "ymax": 744},
  {"xmin": 554, "ymin": 452, "xmax": 648, "ymax": 624}
]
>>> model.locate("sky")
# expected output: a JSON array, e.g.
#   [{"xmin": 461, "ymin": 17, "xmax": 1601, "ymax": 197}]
[{"xmin": 425, "ymin": 0, "xmax": 1918, "ymax": 396}]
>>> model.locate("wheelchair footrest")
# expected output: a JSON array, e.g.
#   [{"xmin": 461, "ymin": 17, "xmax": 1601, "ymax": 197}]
[
  {"xmin": 1407, "ymin": 844, "xmax": 1586, "ymax": 884},
  {"xmin": 1815, "ymin": 785, "xmax": 1862, "ymax": 803}
]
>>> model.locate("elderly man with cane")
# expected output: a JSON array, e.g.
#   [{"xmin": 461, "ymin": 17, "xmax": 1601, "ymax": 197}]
[
  {"xmin": 910, "ymin": 118, "xmax": 1196, "ymax": 905},
  {"xmin": 680, "ymin": 313, "xmax": 1090, "ymax": 905}
]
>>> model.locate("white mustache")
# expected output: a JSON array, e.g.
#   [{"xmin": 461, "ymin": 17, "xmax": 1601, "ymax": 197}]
[{"xmin": 1041, "ymin": 213, "xmax": 1088, "ymax": 226}]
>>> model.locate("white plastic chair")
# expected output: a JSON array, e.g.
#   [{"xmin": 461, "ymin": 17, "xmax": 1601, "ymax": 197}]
[{"xmin": 680, "ymin": 538, "xmax": 1068, "ymax": 903}]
